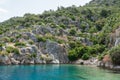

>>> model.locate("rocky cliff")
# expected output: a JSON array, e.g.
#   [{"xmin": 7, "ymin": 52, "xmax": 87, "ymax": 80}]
[
  {"xmin": 97, "ymin": 27, "xmax": 120, "ymax": 70},
  {"xmin": 0, "ymin": 26, "xmax": 69, "ymax": 65},
  {"xmin": 0, "ymin": 0, "xmax": 120, "ymax": 65}
]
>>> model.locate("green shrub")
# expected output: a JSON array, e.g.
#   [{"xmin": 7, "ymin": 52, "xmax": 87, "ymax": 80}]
[
  {"xmin": 28, "ymin": 40, "xmax": 34, "ymax": 45},
  {"xmin": 36, "ymin": 36, "xmax": 46, "ymax": 42},
  {"xmin": 82, "ymin": 53, "xmax": 90, "ymax": 60},
  {"xmin": 13, "ymin": 48, "xmax": 20, "ymax": 55},
  {"xmin": 69, "ymin": 41, "xmax": 76, "ymax": 49},
  {"xmin": 98, "ymin": 50, "xmax": 108, "ymax": 61},
  {"xmin": 68, "ymin": 45, "xmax": 91, "ymax": 61},
  {"xmin": 14, "ymin": 42, "xmax": 26, "ymax": 47},
  {"xmin": 57, "ymin": 39, "xmax": 64, "ymax": 44},
  {"xmin": 6, "ymin": 46, "xmax": 14, "ymax": 53},
  {"xmin": 6, "ymin": 46, "xmax": 20, "ymax": 54},
  {"xmin": 109, "ymin": 45, "xmax": 120, "ymax": 65},
  {"xmin": 10, "ymin": 38, "xmax": 14, "ymax": 42},
  {"xmin": 69, "ymin": 41, "xmax": 82, "ymax": 49},
  {"xmin": 68, "ymin": 50, "xmax": 78, "ymax": 61},
  {"xmin": 30, "ymin": 53, "xmax": 37, "ymax": 58},
  {"xmin": 100, "ymin": 9, "xmax": 111, "ymax": 18},
  {"xmin": 89, "ymin": 26, "xmax": 98, "ymax": 33},
  {"xmin": 98, "ymin": 54, "xmax": 104, "ymax": 61},
  {"xmin": 16, "ymin": 34, "xmax": 22, "ymax": 39},
  {"xmin": 69, "ymin": 28, "xmax": 76, "ymax": 36},
  {"xmin": 2, "ymin": 37, "xmax": 10, "ymax": 42},
  {"xmin": 76, "ymin": 46, "xmax": 90, "ymax": 58},
  {"xmin": 59, "ymin": 24, "xmax": 66, "ymax": 29}
]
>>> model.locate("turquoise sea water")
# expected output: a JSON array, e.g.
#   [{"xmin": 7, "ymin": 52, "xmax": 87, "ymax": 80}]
[{"xmin": 0, "ymin": 64, "xmax": 120, "ymax": 80}]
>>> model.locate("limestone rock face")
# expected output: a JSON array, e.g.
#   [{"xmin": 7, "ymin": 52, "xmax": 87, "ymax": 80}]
[
  {"xmin": 22, "ymin": 32, "xmax": 37, "ymax": 42},
  {"xmin": 0, "ymin": 41, "xmax": 69, "ymax": 64},
  {"xmin": 10, "ymin": 58, "xmax": 20, "ymax": 64},
  {"xmin": 115, "ymin": 38, "xmax": 120, "ymax": 46},
  {"xmin": 81, "ymin": 38, "xmax": 93, "ymax": 46},
  {"xmin": 33, "ymin": 26, "xmax": 56, "ymax": 35},
  {"xmin": 114, "ymin": 27, "xmax": 120, "ymax": 46},
  {"xmin": 20, "ymin": 45, "xmax": 38, "ymax": 54},
  {"xmin": 115, "ymin": 27, "xmax": 120, "ymax": 38},
  {"xmin": 0, "ymin": 55, "xmax": 11, "ymax": 65},
  {"xmin": 109, "ymin": 33, "xmax": 116, "ymax": 47},
  {"xmin": 109, "ymin": 27, "xmax": 120, "ymax": 46},
  {"xmin": 0, "ymin": 30, "xmax": 69, "ymax": 65},
  {"xmin": 46, "ymin": 40, "xmax": 69, "ymax": 63}
]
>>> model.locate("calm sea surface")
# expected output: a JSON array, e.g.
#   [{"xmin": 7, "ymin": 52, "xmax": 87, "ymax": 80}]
[{"xmin": 0, "ymin": 64, "xmax": 120, "ymax": 80}]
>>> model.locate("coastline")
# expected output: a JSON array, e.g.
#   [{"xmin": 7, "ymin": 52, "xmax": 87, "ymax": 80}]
[{"xmin": 0, "ymin": 57, "xmax": 120, "ymax": 71}]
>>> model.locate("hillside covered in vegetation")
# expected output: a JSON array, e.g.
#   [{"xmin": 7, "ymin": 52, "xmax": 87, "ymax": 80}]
[{"xmin": 0, "ymin": 0, "xmax": 120, "ymax": 66}]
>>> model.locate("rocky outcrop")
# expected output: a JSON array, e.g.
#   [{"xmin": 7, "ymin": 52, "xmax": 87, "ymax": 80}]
[
  {"xmin": 109, "ymin": 27, "xmax": 120, "ymax": 47},
  {"xmin": 45, "ymin": 40, "xmax": 69, "ymax": 63},
  {"xmin": 113, "ymin": 27, "xmax": 120, "ymax": 46},
  {"xmin": 0, "ymin": 55, "xmax": 11, "ymax": 65},
  {"xmin": 97, "ymin": 55, "xmax": 120, "ymax": 70},
  {"xmin": 32, "ymin": 26, "xmax": 56, "ymax": 35},
  {"xmin": 22, "ymin": 32, "xmax": 37, "ymax": 42},
  {"xmin": 72, "ymin": 58, "xmax": 98, "ymax": 65},
  {"xmin": 0, "ymin": 40, "xmax": 69, "ymax": 65},
  {"xmin": 10, "ymin": 58, "xmax": 20, "ymax": 64},
  {"xmin": 97, "ymin": 61, "xmax": 120, "ymax": 70}
]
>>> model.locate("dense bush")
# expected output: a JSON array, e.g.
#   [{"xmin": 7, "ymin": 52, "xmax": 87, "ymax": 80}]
[
  {"xmin": 68, "ymin": 45, "xmax": 91, "ymax": 61},
  {"xmin": 36, "ymin": 36, "xmax": 46, "ymax": 42},
  {"xmin": 13, "ymin": 48, "xmax": 20, "ymax": 55},
  {"xmin": 100, "ymin": 9, "xmax": 111, "ymax": 18},
  {"xmin": 109, "ymin": 45, "xmax": 120, "ymax": 65},
  {"xmin": 69, "ymin": 41, "xmax": 82, "ymax": 49},
  {"xmin": 69, "ymin": 28, "xmax": 76, "ymax": 36},
  {"xmin": 6, "ymin": 46, "xmax": 20, "ymax": 54},
  {"xmin": 82, "ymin": 53, "xmax": 90, "ymax": 60},
  {"xmin": 10, "ymin": 38, "xmax": 14, "ymax": 42},
  {"xmin": 68, "ymin": 50, "xmax": 78, "ymax": 61}
]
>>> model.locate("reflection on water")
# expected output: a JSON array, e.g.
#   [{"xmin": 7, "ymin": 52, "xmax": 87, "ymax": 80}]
[{"xmin": 0, "ymin": 65, "xmax": 120, "ymax": 80}]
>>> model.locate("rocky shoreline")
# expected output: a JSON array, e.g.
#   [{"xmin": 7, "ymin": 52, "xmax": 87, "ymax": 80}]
[
  {"xmin": 97, "ymin": 61, "xmax": 120, "ymax": 71},
  {"xmin": 0, "ymin": 56, "xmax": 120, "ymax": 71}
]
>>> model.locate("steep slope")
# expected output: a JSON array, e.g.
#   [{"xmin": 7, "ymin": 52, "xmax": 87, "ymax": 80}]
[{"xmin": 0, "ymin": 0, "xmax": 120, "ymax": 65}]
